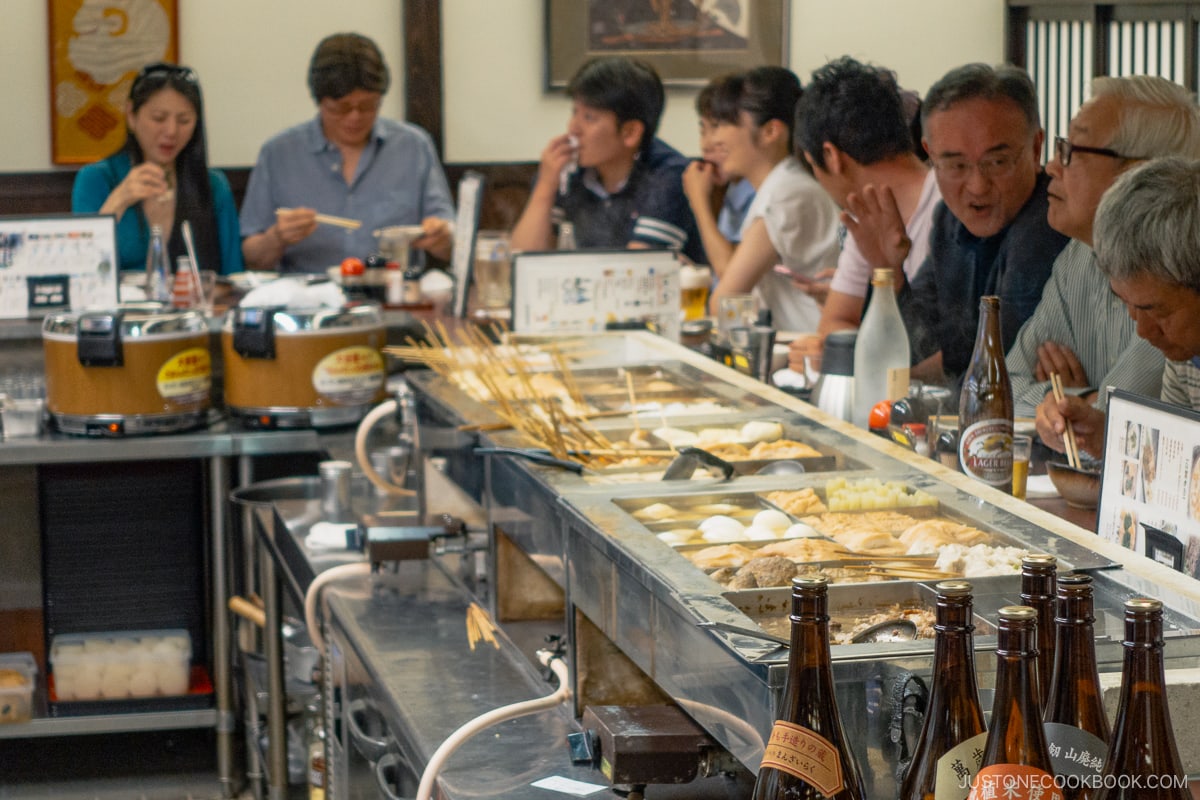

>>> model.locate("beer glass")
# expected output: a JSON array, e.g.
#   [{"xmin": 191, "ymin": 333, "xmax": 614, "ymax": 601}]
[
  {"xmin": 473, "ymin": 231, "xmax": 512, "ymax": 311},
  {"xmin": 679, "ymin": 264, "xmax": 712, "ymax": 321},
  {"xmin": 1011, "ymin": 434, "xmax": 1032, "ymax": 500}
]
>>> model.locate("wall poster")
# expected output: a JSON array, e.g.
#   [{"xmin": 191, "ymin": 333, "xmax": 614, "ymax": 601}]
[{"xmin": 48, "ymin": 0, "xmax": 180, "ymax": 165}]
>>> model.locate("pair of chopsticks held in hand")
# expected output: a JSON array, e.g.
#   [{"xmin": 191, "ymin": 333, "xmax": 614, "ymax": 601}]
[
  {"xmin": 1049, "ymin": 372, "xmax": 1082, "ymax": 468},
  {"xmin": 276, "ymin": 207, "xmax": 362, "ymax": 230}
]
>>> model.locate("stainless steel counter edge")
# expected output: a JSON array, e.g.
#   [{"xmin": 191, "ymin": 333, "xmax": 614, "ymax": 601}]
[{"xmin": 0, "ymin": 424, "xmax": 323, "ymax": 465}]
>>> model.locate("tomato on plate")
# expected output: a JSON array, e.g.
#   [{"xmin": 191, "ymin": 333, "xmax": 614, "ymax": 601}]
[
  {"xmin": 340, "ymin": 257, "xmax": 365, "ymax": 277},
  {"xmin": 868, "ymin": 400, "xmax": 892, "ymax": 431}
]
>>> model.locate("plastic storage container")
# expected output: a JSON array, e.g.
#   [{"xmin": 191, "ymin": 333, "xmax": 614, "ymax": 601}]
[
  {"xmin": 0, "ymin": 652, "xmax": 38, "ymax": 723},
  {"xmin": 50, "ymin": 629, "xmax": 191, "ymax": 701}
]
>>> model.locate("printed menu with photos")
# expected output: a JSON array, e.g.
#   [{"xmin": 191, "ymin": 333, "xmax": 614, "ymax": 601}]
[
  {"xmin": 1098, "ymin": 390, "xmax": 1200, "ymax": 574},
  {"xmin": 0, "ymin": 215, "xmax": 118, "ymax": 319}
]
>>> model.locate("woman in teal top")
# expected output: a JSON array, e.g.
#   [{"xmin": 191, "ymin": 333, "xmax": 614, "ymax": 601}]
[{"xmin": 72, "ymin": 62, "xmax": 243, "ymax": 275}]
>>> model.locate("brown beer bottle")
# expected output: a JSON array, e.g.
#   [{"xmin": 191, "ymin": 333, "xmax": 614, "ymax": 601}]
[
  {"xmin": 751, "ymin": 576, "xmax": 866, "ymax": 800},
  {"xmin": 957, "ymin": 296, "xmax": 1013, "ymax": 493},
  {"xmin": 1086, "ymin": 598, "xmax": 1188, "ymax": 800},
  {"xmin": 1019, "ymin": 553, "xmax": 1057, "ymax": 708},
  {"xmin": 967, "ymin": 606, "xmax": 1063, "ymax": 800},
  {"xmin": 1044, "ymin": 574, "xmax": 1110, "ymax": 800},
  {"xmin": 899, "ymin": 581, "xmax": 987, "ymax": 800}
]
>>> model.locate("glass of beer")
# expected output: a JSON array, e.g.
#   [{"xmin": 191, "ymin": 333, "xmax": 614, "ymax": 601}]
[
  {"xmin": 679, "ymin": 264, "xmax": 712, "ymax": 321},
  {"xmin": 1012, "ymin": 434, "xmax": 1032, "ymax": 500}
]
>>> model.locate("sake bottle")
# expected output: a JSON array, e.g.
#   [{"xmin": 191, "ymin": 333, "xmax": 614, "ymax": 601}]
[
  {"xmin": 145, "ymin": 224, "xmax": 172, "ymax": 304},
  {"xmin": 958, "ymin": 296, "xmax": 1013, "ymax": 492},
  {"xmin": 751, "ymin": 576, "xmax": 866, "ymax": 800},
  {"xmin": 852, "ymin": 268, "xmax": 910, "ymax": 428},
  {"xmin": 967, "ymin": 606, "xmax": 1062, "ymax": 800},
  {"xmin": 1043, "ymin": 573, "xmax": 1109, "ymax": 799},
  {"xmin": 1086, "ymin": 598, "xmax": 1188, "ymax": 800},
  {"xmin": 900, "ymin": 581, "xmax": 987, "ymax": 800},
  {"xmin": 1020, "ymin": 553, "xmax": 1057, "ymax": 708}
]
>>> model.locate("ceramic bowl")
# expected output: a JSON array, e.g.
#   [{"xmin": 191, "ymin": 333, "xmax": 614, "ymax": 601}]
[{"xmin": 1046, "ymin": 461, "xmax": 1102, "ymax": 509}]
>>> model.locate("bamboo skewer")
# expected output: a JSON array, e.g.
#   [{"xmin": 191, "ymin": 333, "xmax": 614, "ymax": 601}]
[
  {"xmin": 465, "ymin": 602, "xmax": 500, "ymax": 651},
  {"xmin": 1049, "ymin": 372, "xmax": 1082, "ymax": 469},
  {"xmin": 276, "ymin": 207, "xmax": 363, "ymax": 230}
]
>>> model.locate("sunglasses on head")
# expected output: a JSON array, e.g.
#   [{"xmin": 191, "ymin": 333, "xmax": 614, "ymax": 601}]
[{"xmin": 133, "ymin": 62, "xmax": 198, "ymax": 89}]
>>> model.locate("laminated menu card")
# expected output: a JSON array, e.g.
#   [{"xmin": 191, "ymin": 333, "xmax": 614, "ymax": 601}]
[
  {"xmin": 1098, "ymin": 390, "xmax": 1200, "ymax": 573},
  {"xmin": 0, "ymin": 214, "xmax": 117, "ymax": 318}
]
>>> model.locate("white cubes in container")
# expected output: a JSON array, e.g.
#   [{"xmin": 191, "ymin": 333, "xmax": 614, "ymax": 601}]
[{"xmin": 51, "ymin": 630, "xmax": 191, "ymax": 701}]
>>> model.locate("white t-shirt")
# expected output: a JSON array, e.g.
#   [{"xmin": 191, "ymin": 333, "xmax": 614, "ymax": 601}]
[
  {"xmin": 740, "ymin": 156, "xmax": 841, "ymax": 332},
  {"xmin": 829, "ymin": 168, "xmax": 941, "ymax": 297}
]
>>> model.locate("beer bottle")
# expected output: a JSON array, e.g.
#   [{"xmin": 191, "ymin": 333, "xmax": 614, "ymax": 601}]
[
  {"xmin": 852, "ymin": 268, "xmax": 911, "ymax": 429},
  {"xmin": 957, "ymin": 296, "xmax": 1013, "ymax": 492},
  {"xmin": 1086, "ymin": 598, "xmax": 1188, "ymax": 800},
  {"xmin": 751, "ymin": 576, "xmax": 866, "ymax": 800},
  {"xmin": 1044, "ymin": 574, "xmax": 1109, "ymax": 799},
  {"xmin": 1019, "ymin": 554, "xmax": 1057, "ymax": 708},
  {"xmin": 967, "ymin": 606, "xmax": 1063, "ymax": 800},
  {"xmin": 899, "ymin": 581, "xmax": 987, "ymax": 800}
]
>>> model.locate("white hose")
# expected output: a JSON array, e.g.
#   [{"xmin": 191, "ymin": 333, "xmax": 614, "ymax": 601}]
[
  {"xmin": 354, "ymin": 398, "xmax": 417, "ymax": 497},
  {"xmin": 303, "ymin": 561, "xmax": 372, "ymax": 656},
  {"xmin": 415, "ymin": 650, "xmax": 571, "ymax": 800}
]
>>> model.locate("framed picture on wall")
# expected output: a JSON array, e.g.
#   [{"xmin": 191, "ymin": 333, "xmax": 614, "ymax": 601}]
[
  {"xmin": 544, "ymin": 0, "xmax": 788, "ymax": 89},
  {"xmin": 48, "ymin": 0, "xmax": 180, "ymax": 165}
]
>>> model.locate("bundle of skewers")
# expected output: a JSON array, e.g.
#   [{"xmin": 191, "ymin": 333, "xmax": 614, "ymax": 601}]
[{"xmin": 384, "ymin": 322, "xmax": 676, "ymax": 469}]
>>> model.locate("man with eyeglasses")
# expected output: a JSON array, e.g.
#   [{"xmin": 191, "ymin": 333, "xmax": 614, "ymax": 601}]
[
  {"xmin": 240, "ymin": 33, "xmax": 455, "ymax": 272},
  {"xmin": 1007, "ymin": 77, "xmax": 1200, "ymax": 444},
  {"xmin": 854, "ymin": 64, "xmax": 1068, "ymax": 388}
]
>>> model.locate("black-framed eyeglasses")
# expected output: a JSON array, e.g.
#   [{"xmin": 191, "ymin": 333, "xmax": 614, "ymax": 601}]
[{"xmin": 1054, "ymin": 136, "xmax": 1135, "ymax": 167}]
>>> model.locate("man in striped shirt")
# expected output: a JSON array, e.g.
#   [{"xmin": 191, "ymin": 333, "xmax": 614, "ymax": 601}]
[
  {"xmin": 1039, "ymin": 156, "xmax": 1200, "ymax": 457},
  {"xmin": 1014, "ymin": 77, "xmax": 1200, "ymax": 456}
]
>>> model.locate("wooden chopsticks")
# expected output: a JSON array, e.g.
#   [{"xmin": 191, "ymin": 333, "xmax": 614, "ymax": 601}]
[
  {"xmin": 276, "ymin": 208, "xmax": 362, "ymax": 230},
  {"xmin": 1050, "ymin": 372, "xmax": 1081, "ymax": 468}
]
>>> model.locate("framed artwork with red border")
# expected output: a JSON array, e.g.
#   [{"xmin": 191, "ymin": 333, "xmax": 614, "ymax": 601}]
[{"xmin": 48, "ymin": 0, "xmax": 179, "ymax": 165}]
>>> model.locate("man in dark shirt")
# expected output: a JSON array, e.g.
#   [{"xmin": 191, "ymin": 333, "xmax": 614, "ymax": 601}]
[
  {"xmin": 511, "ymin": 56, "xmax": 703, "ymax": 264},
  {"xmin": 857, "ymin": 64, "xmax": 1069, "ymax": 386}
]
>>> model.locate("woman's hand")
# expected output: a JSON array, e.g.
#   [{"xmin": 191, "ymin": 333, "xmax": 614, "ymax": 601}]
[
  {"xmin": 682, "ymin": 159, "xmax": 719, "ymax": 209},
  {"xmin": 117, "ymin": 163, "xmax": 170, "ymax": 207}
]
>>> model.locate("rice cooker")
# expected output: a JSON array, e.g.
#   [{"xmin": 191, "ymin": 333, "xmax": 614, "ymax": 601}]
[
  {"xmin": 42, "ymin": 304, "xmax": 212, "ymax": 436},
  {"xmin": 222, "ymin": 302, "xmax": 386, "ymax": 428}
]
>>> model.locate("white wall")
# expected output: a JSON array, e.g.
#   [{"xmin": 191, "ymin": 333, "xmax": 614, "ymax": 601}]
[{"xmin": 0, "ymin": 0, "xmax": 1004, "ymax": 173}]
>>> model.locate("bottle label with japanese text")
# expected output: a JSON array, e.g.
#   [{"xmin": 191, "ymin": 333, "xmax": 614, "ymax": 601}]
[
  {"xmin": 966, "ymin": 764, "xmax": 1063, "ymax": 800},
  {"xmin": 934, "ymin": 731, "xmax": 987, "ymax": 800},
  {"xmin": 886, "ymin": 366, "xmax": 910, "ymax": 404},
  {"xmin": 1043, "ymin": 722, "xmax": 1106, "ymax": 792},
  {"xmin": 312, "ymin": 346, "xmax": 384, "ymax": 406},
  {"xmin": 958, "ymin": 419, "xmax": 1013, "ymax": 485},
  {"xmin": 156, "ymin": 347, "xmax": 212, "ymax": 404},
  {"xmin": 759, "ymin": 719, "xmax": 844, "ymax": 797}
]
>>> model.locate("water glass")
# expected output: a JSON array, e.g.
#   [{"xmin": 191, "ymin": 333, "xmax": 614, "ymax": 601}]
[
  {"xmin": 716, "ymin": 294, "xmax": 757, "ymax": 344},
  {"xmin": 474, "ymin": 231, "xmax": 512, "ymax": 311},
  {"xmin": 0, "ymin": 371, "xmax": 46, "ymax": 439}
]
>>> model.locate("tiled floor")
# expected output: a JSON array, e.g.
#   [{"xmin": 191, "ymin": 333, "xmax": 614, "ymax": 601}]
[{"xmin": 0, "ymin": 729, "xmax": 233, "ymax": 800}]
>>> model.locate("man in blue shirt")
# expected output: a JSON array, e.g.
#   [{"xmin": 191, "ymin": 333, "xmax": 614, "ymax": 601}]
[
  {"xmin": 240, "ymin": 33, "xmax": 455, "ymax": 273},
  {"xmin": 511, "ymin": 56, "xmax": 703, "ymax": 264}
]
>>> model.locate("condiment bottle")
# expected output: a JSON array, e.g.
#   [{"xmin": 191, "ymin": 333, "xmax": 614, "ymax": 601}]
[
  {"xmin": 1085, "ymin": 598, "xmax": 1188, "ymax": 800},
  {"xmin": 900, "ymin": 580, "xmax": 987, "ymax": 800},
  {"xmin": 967, "ymin": 606, "xmax": 1063, "ymax": 800},
  {"xmin": 1044, "ymin": 573, "xmax": 1109, "ymax": 799},
  {"xmin": 145, "ymin": 224, "xmax": 172, "ymax": 304},
  {"xmin": 1020, "ymin": 553, "xmax": 1057, "ymax": 708},
  {"xmin": 852, "ymin": 268, "xmax": 910, "ymax": 428},
  {"xmin": 751, "ymin": 575, "xmax": 866, "ymax": 800},
  {"xmin": 385, "ymin": 260, "xmax": 404, "ymax": 306},
  {"xmin": 171, "ymin": 255, "xmax": 197, "ymax": 309},
  {"xmin": 402, "ymin": 263, "xmax": 423, "ymax": 305},
  {"xmin": 957, "ymin": 295, "xmax": 1013, "ymax": 492}
]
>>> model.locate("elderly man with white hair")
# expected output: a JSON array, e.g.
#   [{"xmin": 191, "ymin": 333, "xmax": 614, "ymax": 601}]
[
  {"xmin": 1039, "ymin": 155, "xmax": 1200, "ymax": 456},
  {"xmin": 1013, "ymin": 76, "xmax": 1200, "ymax": 435}
]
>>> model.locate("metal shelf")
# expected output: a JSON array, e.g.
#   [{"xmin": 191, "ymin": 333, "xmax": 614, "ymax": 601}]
[{"xmin": 0, "ymin": 708, "xmax": 217, "ymax": 739}]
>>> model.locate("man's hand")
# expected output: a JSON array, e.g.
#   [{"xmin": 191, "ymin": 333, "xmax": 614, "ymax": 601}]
[
  {"xmin": 842, "ymin": 184, "xmax": 910, "ymax": 280},
  {"xmin": 788, "ymin": 333, "xmax": 823, "ymax": 374},
  {"xmin": 1035, "ymin": 392, "xmax": 1106, "ymax": 459},
  {"xmin": 273, "ymin": 207, "xmax": 318, "ymax": 246},
  {"xmin": 411, "ymin": 217, "xmax": 452, "ymax": 261},
  {"xmin": 535, "ymin": 133, "xmax": 576, "ymax": 193},
  {"xmin": 1034, "ymin": 341, "xmax": 1088, "ymax": 386}
]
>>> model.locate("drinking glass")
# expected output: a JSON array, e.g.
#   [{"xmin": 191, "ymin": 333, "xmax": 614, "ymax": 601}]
[
  {"xmin": 679, "ymin": 264, "xmax": 712, "ymax": 321},
  {"xmin": 473, "ymin": 230, "xmax": 512, "ymax": 312},
  {"xmin": 1012, "ymin": 434, "xmax": 1032, "ymax": 500},
  {"xmin": 716, "ymin": 294, "xmax": 757, "ymax": 344}
]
